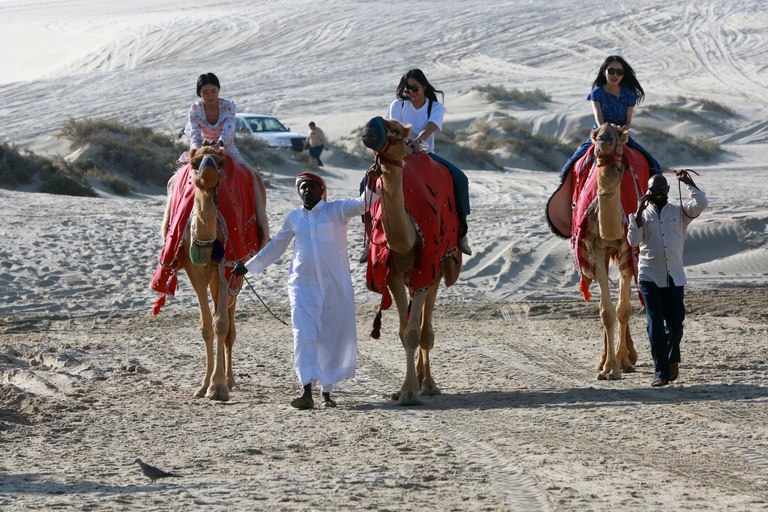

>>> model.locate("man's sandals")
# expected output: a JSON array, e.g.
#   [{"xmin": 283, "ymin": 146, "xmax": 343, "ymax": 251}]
[{"xmin": 290, "ymin": 396, "xmax": 314, "ymax": 410}]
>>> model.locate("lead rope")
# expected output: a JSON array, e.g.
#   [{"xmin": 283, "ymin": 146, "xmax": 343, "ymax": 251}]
[{"xmin": 648, "ymin": 167, "xmax": 701, "ymax": 219}]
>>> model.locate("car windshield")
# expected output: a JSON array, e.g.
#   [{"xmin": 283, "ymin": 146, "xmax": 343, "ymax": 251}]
[{"xmin": 245, "ymin": 117, "xmax": 288, "ymax": 133}]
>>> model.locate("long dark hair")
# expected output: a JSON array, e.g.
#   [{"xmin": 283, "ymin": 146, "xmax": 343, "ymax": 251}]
[
  {"xmin": 395, "ymin": 69, "xmax": 444, "ymax": 103},
  {"xmin": 591, "ymin": 56, "xmax": 644, "ymax": 102},
  {"xmin": 196, "ymin": 72, "xmax": 221, "ymax": 97}
]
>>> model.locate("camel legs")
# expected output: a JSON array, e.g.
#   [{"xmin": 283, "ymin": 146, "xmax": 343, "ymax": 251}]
[
  {"xmin": 594, "ymin": 248, "xmax": 621, "ymax": 380},
  {"xmin": 615, "ymin": 270, "xmax": 637, "ymax": 372},
  {"xmin": 416, "ymin": 283, "xmax": 440, "ymax": 396},
  {"xmin": 224, "ymin": 295, "xmax": 238, "ymax": 390},
  {"xmin": 389, "ymin": 278, "xmax": 426, "ymax": 406},
  {"xmin": 187, "ymin": 266, "xmax": 215, "ymax": 398},
  {"xmin": 205, "ymin": 272, "xmax": 231, "ymax": 401}
]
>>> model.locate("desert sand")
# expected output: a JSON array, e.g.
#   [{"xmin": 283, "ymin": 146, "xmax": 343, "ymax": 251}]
[{"xmin": 1, "ymin": 0, "xmax": 768, "ymax": 510}]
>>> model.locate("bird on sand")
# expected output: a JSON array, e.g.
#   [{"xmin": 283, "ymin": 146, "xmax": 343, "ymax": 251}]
[{"xmin": 134, "ymin": 458, "xmax": 180, "ymax": 484}]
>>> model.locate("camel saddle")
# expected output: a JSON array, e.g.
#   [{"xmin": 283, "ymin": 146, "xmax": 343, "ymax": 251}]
[
  {"xmin": 546, "ymin": 144, "xmax": 649, "ymax": 300},
  {"xmin": 366, "ymin": 153, "xmax": 461, "ymax": 311},
  {"xmin": 150, "ymin": 156, "xmax": 261, "ymax": 314}
]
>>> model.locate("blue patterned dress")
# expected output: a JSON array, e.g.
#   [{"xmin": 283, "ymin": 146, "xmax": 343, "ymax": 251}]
[{"xmin": 560, "ymin": 86, "xmax": 659, "ymax": 176}]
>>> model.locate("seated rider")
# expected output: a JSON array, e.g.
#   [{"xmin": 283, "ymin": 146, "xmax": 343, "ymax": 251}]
[
  {"xmin": 561, "ymin": 55, "xmax": 660, "ymax": 178},
  {"xmin": 360, "ymin": 68, "xmax": 472, "ymax": 260}
]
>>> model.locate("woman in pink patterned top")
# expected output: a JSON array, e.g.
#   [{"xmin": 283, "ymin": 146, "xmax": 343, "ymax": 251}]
[{"xmin": 188, "ymin": 72, "xmax": 249, "ymax": 169}]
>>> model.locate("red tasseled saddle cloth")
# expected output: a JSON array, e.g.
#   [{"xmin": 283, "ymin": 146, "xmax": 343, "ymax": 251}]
[
  {"xmin": 570, "ymin": 145, "xmax": 649, "ymax": 301},
  {"xmin": 366, "ymin": 153, "xmax": 460, "ymax": 312},
  {"xmin": 149, "ymin": 156, "xmax": 261, "ymax": 314}
]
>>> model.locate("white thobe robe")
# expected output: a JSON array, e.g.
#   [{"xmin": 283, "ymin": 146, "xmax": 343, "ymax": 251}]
[{"xmin": 244, "ymin": 190, "xmax": 376, "ymax": 392}]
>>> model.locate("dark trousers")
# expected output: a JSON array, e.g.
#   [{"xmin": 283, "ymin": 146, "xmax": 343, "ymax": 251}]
[
  {"xmin": 638, "ymin": 278, "xmax": 685, "ymax": 380},
  {"xmin": 309, "ymin": 145, "xmax": 324, "ymax": 166}
]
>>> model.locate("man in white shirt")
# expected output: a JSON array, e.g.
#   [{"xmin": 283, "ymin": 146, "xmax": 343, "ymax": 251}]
[
  {"xmin": 627, "ymin": 172, "xmax": 708, "ymax": 387},
  {"xmin": 233, "ymin": 172, "xmax": 378, "ymax": 408}
]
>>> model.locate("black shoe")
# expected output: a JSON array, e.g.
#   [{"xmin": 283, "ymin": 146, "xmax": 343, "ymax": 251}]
[
  {"xmin": 651, "ymin": 378, "xmax": 668, "ymax": 387},
  {"xmin": 669, "ymin": 363, "xmax": 679, "ymax": 382},
  {"xmin": 457, "ymin": 236, "xmax": 472, "ymax": 256},
  {"xmin": 358, "ymin": 245, "xmax": 369, "ymax": 263}
]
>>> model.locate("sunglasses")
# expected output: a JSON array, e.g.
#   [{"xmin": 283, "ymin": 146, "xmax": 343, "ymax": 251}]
[
  {"xmin": 606, "ymin": 68, "xmax": 625, "ymax": 76},
  {"xmin": 405, "ymin": 84, "xmax": 420, "ymax": 93}
]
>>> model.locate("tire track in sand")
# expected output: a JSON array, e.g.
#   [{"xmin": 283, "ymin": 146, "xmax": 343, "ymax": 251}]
[{"xmin": 353, "ymin": 354, "xmax": 550, "ymax": 512}]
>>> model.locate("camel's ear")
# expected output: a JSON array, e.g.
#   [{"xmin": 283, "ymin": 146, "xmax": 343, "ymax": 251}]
[
  {"xmin": 190, "ymin": 148, "xmax": 199, "ymax": 159},
  {"xmin": 590, "ymin": 126, "xmax": 600, "ymax": 144},
  {"xmin": 217, "ymin": 147, "xmax": 225, "ymax": 157},
  {"xmin": 402, "ymin": 124, "xmax": 412, "ymax": 139},
  {"xmin": 618, "ymin": 127, "xmax": 629, "ymax": 144}
]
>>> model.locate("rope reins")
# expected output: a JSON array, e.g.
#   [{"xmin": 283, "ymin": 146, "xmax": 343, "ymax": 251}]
[{"xmin": 648, "ymin": 167, "xmax": 702, "ymax": 219}]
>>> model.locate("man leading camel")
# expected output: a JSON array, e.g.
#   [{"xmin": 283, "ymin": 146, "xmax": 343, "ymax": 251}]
[
  {"xmin": 627, "ymin": 172, "xmax": 708, "ymax": 387},
  {"xmin": 233, "ymin": 172, "xmax": 378, "ymax": 408}
]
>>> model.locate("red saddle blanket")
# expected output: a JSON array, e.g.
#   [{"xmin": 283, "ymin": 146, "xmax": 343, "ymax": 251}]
[
  {"xmin": 571, "ymin": 144, "xmax": 649, "ymax": 300},
  {"xmin": 366, "ymin": 153, "xmax": 460, "ymax": 310},
  {"xmin": 149, "ymin": 156, "xmax": 261, "ymax": 314}
]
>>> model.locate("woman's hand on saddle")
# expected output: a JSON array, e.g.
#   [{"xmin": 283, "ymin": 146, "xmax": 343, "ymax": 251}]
[
  {"xmin": 406, "ymin": 138, "xmax": 423, "ymax": 154},
  {"xmin": 232, "ymin": 262, "xmax": 248, "ymax": 277}
]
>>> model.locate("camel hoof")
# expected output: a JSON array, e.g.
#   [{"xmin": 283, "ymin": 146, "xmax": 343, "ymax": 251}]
[
  {"xmin": 194, "ymin": 385, "xmax": 208, "ymax": 398},
  {"xmin": 206, "ymin": 383, "xmax": 230, "ymax": 401},
  {"xmin": 597, "ymin": 373, "xmax": 607, "ymax": 381},
  {"xmin": 621, "ymin": 364, "xmax": 635, "ymax": 373},
  {"xmin": 419, "ymin": 386, "xmax": 441, "ymax": 397},
  {"xmin": 606, "ymin": 372, "xmax": 621, "ymax": 381},
  {"xmin": 630, "ymin": 354, "xmax": 638, "ymax": 365},
  {"xmin": 397, "ymin": 391, "xmax": 423, "ymax": 406},
  {"xmin": 227, "ymin": 378, "xmax": 237, "ymax": 391}
]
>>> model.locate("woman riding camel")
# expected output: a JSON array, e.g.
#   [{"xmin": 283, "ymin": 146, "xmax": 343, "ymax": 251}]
[
  {"xmin": 187, "ymin": 72, "xmax": 252, "ymax": 171},
  {"xmin": 383, "ymin": 69, "xmax": 473, "ymax": 256},
  {"xmin": 560, "ymin": 56, "xmax": 660, "ymax": 177}
]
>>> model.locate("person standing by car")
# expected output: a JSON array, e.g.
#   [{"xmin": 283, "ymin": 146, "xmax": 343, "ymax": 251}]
[
  {"xmin": 187, "ymin": 72, "xmax": 252, "ymax": 170},
  {"xmin": 302, "ymin": 122, "xmax": 330, "ymax": 167},
  {"xmin": 627, "ymin": 172, "xmax": 708, "ymax": 387}
]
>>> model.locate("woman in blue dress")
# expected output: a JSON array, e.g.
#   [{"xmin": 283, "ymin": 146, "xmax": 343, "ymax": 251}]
[{"xmin": 560, "ymin": 55, "xmax": 659, "ymax": 176}]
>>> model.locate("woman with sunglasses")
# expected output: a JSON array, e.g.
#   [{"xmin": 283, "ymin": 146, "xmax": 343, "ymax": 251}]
[
  {"xmin": 384, "ymin": 69, "xmax": 472, "ymax": 255},
  {"xmin": 560, "ymin": 55, "xmax": 659, "ymax": 176}
]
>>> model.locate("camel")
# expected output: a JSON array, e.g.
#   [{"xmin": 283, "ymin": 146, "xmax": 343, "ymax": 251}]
[
  {"xmin": 362, "ymin": 118, "xmax": 462, "ymax": 405},
  {"xmin": 156, "ymin": 144, "xmax": 268, "ymax": 400},
  {"xmin": 547, "ymin": 123, "xmax": 647, "ymax": 380}
]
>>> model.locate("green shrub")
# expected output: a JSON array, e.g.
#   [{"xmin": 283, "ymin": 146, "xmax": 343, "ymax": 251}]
[
  {"xmin": 470, "ymin": 85, "xmax": 551, "ymax": 106},
  {"xmin": 59, "ymin": 117, "xmax": 186, "ymax": 186},
  {"xmin": 38, "ymin": 173, "xmax": 97, "ymax": 197},
  {"xmin": 633, "ymin": 126, "xmax": 720, "ymax": 161}
]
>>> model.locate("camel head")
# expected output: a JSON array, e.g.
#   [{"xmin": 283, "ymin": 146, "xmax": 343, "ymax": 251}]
[
  {"xmin": 188, "ymin": 144, "xmax": 226, "ymax": 266},
  {"xmin": 591, "ymin": 123, "xmax": 628, "ymax": 163},
  {"xmin": 361, "ymin": 117, "xmax": 412, "ymax": 165},
  {"xmin": 190, "ymin": 145, "xmax": 226, "ymax": 189}
]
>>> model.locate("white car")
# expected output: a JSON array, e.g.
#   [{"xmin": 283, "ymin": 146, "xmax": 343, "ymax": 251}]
[{"xmin": 181, "ymin": 114, "xmax": 307, "ymax": 151}]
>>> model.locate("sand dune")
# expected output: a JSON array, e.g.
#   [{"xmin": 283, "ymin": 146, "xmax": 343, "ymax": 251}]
[{"xmin": 2, "ymin": 1, "xmax": 768, "ymax": 510}]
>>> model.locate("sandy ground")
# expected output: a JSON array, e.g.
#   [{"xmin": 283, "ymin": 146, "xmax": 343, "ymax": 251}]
[{"xmin": 3, "ymin": 0, "xmax": 768, "ymax": 510}]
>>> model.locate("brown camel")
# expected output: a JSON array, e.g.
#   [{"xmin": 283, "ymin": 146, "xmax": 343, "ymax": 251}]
[
  {"xmin": 364, "ymin": 119, "xmax": 462, "ymax": 405},
  {"xmin": 582, "ymin": 123, "xmax": 638, "ymax": 380},
  {"xmin": 160, "ymin": 145, "xmax": 269, "ymax": 400}
]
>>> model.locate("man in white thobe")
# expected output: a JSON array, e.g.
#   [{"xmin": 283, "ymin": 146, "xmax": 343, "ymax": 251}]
[{"xmin": 233, "ymin": 172, "xmax": 378, "ymax": 409}]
